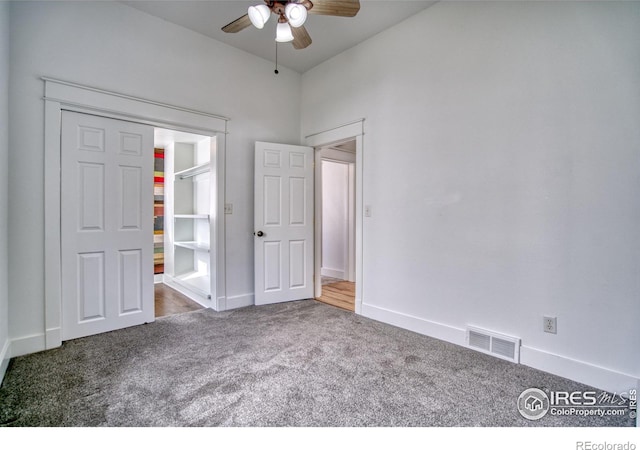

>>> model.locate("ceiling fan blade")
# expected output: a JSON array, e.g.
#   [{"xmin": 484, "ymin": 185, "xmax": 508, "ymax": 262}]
[
  {"xmin": 222, "ymin": 14, "xmax": 252, "ymax": 33},
  {"xmin": 308, "ymin": 0, "xmax": 360, "ymax": 17},
  {"xmin": 291, "ymin": 25, "xmax": 312, "ymax": 49}
]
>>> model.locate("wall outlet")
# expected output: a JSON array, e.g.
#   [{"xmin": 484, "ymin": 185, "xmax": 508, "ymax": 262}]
[
  {"xmin": 224, "ymin": 203, "xmax": 233, "ymax": 214},
  {"xmin": 364, "ymin": 205, "xmax": 372, "ymax": 217},
  {"xmin": 543, "ymin": 316, "xmax": 557, "ymax": 334}
]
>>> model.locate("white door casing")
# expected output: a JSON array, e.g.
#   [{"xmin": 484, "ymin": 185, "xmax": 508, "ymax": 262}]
[
  {"xmin": 61, "ymin": 111, "xmax": 155, "ymax": 340},
  {"xmin": 254, "ymin": 142, "xmax": 314, "ymax": 305}
]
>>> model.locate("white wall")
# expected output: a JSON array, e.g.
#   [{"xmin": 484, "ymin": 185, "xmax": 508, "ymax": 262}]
[
  {"xmin": 301, "ymin": 1, "xmax": 640, "ymax": 393},
  {"xmin": 322, "ymin": 160, "xmax": 349, "ymax": 279},
  {"xmin": 0, "ymin": 0, "xmax": 10, "ymax": 382},
  {"xmin": 8, "ymin": 1, "xmax": 301, "ymax": 348}
]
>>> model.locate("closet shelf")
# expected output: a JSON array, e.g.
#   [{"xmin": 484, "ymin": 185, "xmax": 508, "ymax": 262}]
[
  {"xmin": 165, "ymin": 138, "xmax": 215, "ymax": 305},
  {"xmin": 174, "ymin": 162, "xmax": 210, "ymax": 179},
  {"xmin": 174, "ymin": 214, "xmax": 209, "ymax": 220},
  {"xmin": 174, "ymin": 241, "xmax": 210, "ymax": 252},
  {"xmin": 174, "ymin": 271, "xmax": 211, "ymax": 299}
]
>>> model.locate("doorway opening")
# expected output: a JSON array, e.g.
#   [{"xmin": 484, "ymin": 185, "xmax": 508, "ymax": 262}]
[
  {"xmin": 153, "ymin": 127, "xmax": 212, "ymax": 318},
  {"xmin": 315, "ymin": 140, "xmax": 356, "ymax": 312}
]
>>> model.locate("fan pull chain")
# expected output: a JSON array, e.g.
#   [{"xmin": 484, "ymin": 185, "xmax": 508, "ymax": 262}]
[{"xmin": 275, "ymin": 41, "xmax": 279, "ymax": 75}]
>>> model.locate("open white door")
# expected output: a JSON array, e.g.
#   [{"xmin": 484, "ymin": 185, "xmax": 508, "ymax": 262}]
[
  {"xmin": 254, "ymin": 141, "xmax": 314, "ymax": 305},
  {"xmin": 61, "ymin": 111, "xmax": 155, "ymax": 340}
]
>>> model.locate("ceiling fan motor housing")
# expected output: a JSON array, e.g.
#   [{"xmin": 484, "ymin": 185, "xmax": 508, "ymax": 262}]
[
  {"xmin": 221, "ymin": 0, "xmax": 359, "ymax": 51},
  {"xmin": 268, "ymin": 1, "xmax": 313, "ymax": 17}
]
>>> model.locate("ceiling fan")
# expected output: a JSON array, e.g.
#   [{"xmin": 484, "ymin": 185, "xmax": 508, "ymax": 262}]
[{"xmin": 221, "ymin": 0, "xmax": 361, "ymax": 50}]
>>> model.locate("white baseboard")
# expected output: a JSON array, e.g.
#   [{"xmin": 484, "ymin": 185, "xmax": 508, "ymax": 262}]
[
  {"xmin": 0, "ymin": 338, "xmax": 10, "ymax": 386},
  {"xmin": 520, "ymin": 346, "xmax": 639, "ymax": 395},
  {"xmin": 321, "ymin": 268, "xmax": 345, "ymax": 280},
  {"xmin": 355, "ymin": 298, "xmax": 362, "ymax": 315},
  {"xmin": 360, "ymin": 302, "xmax": 639, "ymax": 395},
  {"xmin": 154, "ymin": 274, "xmax": 163, "ymax": 284},
  {"xmin": 361, "ymin": 303, "xmax": 466, "ymax": 347},
  {"xmin": 224, "ymin": 293, "xmax": 254, "ymax": 311},
  {"xmin": 46, "ymin": 327, "xmax": 62, "ymax": 350},
  {"xmin": 10, "ymin": 333, "xmax": 46, "ymax": 358}
]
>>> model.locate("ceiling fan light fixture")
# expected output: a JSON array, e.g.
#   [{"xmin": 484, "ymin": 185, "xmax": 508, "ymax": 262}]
[
  {"xmin": 248, "ymin": 4, "xmax": 270, "ymax": 29},
  {"xmin": 275, "ymin": 22, "xmax": 294, "ymax": 42},
  {"xmin": 285, "ymin": 3, "xmax": 308, "ymax": 28}
]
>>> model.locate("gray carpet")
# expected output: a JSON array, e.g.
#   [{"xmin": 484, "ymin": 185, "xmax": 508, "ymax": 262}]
[{"xmin": 0, "ymin": 300, "xmax": 634, "ymax": 427}]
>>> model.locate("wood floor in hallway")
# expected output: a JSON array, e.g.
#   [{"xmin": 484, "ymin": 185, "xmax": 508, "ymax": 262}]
[
  {"xmin": 155, "ymin": 283, "xmax": 203, "ymax": 318},
  {"xmin": 315, "ymin": 281, "xmax": 355, "ymax": 312}
]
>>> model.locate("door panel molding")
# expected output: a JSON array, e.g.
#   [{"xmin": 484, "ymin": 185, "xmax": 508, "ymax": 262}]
[
  {"xmin": 254, "ymin": 142, "xmax": 314, "ymax": 305},
  {"xmin": 61, "ymin": 111, "xmax": 154, "ymax": 340}
]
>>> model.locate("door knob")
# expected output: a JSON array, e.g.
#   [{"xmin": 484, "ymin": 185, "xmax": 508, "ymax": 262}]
[{"xmin": 254, "ymin": 231, "xmax": 265, "ymax": 237}]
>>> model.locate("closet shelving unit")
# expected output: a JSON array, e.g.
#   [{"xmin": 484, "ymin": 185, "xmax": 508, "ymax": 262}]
[{"xmin": 163, "ymin": 138, "xmax": 215, "ymax": 306}]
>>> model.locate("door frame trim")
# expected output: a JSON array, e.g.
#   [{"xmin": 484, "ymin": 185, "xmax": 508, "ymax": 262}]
[
  {"xmin": 43, "ymin": 77, "xmax": 228, "ymax": 349},
  {"xmin": 306, "ymin": 120, "xmax": 364, "ymax": 314}
]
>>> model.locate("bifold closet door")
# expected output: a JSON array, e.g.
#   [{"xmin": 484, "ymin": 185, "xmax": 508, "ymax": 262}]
[{"xmin": 61, "ymin": 111, "xmax": 155, "ymax": 341}]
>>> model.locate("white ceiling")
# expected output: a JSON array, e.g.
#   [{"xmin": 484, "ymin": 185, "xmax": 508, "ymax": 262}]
[{"xmin": 122, "ymin": 0, "xmax": 437, "ymax": 73}]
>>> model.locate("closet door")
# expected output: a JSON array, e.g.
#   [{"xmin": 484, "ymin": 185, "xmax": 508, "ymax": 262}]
[{"xmin": 61, "ymin": 111, "xmax": 154, "ymax": 340}]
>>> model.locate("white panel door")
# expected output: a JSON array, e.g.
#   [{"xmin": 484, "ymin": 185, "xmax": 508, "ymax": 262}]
[
  {"xmin": 61, "ymin": 111, "xmax": 154, "ymax": 340},
  {"xmin": 254, "ymin": 142, "xmax": 314, "ymax": 305}
]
